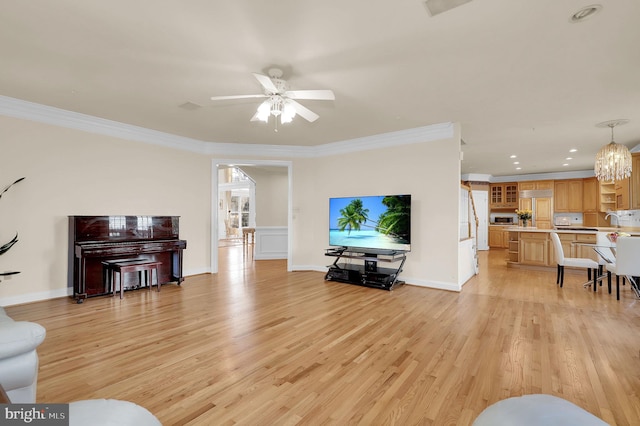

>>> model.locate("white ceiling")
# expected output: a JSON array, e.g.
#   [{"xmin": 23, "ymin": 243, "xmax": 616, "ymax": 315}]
[{"xmin": 2, "ymin": 0, "xmax": 639, "ymax": 177}]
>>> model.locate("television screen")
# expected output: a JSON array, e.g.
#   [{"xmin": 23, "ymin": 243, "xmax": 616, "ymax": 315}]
[{"xmin": 329, "ymin": 194, "xmax": 411, "ymax": 252}]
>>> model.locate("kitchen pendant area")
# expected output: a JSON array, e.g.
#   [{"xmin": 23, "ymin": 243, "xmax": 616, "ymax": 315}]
[
  {"xmin": 482, "ymin": 171, "xmax": 640, "ymax": 270},
  {"xmin": 487, "ymin": 177, "xmax": 609, "ymax": 250}
]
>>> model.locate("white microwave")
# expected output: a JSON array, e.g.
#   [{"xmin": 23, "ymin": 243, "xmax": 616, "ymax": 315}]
[{"xmin": 493, "ymin": 217, "xmax": 514, "ymax": 224}]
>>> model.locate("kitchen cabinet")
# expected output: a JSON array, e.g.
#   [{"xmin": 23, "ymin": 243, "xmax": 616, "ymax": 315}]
[
  {"xmin": 512, "ymin": 231, "xmax": 598, "ymax": 268},
  {"xmin": 489, "ymin": 226, "xmax": 502, "ymax": 248},
  {"xmin": 519, "ymin": 180, "xmax": 554, "ymax": 191},
  {"xmin": 520, "ymin": 232, "xmax": 549, "ymax": 266},
  {"xmin": 632, "ymin": 153, "xmax": 640, "ymax": 210},
  {"xmin": 502, "ymin": 230, "xmax": 511, "ymax": 247},
  {"xmin": 507, "ymin": 232, "xmax": 519, "ymax": 263},
  {"xmin": 582, "ymin": 177, "xmax": 598, "ymax": 212},
  {"xmin": 615, "ymin": 178, "xmax": 630, "ymax": 210},
  {"xmin": 554, "ymin": 179, "xmax": 583, "ymax": 212},
  {"xmin": 490, "ymin": 183, "xmax": 518, "ymax": 209},
  {"xmin": 599, "ymin": 181, "xmax": 616, "ymax": 212},
  {"xmin": 489, "ymin": 226, "xmax": 510, "ymax": 248},
  {"xmin": 535, "ymin": 198, "xmax": 553, "ymax": 229},
  {"xmin": 583, "ymin": 178, "xmax": 611, "ymax": 226},
  {"xmin": 518, "ymin": 180, "xmax": 553, "ymax": 229},
  {"xmin": 519, "ymin": 197, "xmax": 552, "ymax": 229}
]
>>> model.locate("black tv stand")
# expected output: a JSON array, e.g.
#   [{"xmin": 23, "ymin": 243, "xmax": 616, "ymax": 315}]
[{"xmin": 324, "ymin": 247, "xmax": 406, "ymax": 291}]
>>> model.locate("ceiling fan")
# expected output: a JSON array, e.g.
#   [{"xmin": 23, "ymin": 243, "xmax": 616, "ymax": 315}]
[{"xmin": 210, "ymin": 68, "xmax": 335, "ymax": 124}]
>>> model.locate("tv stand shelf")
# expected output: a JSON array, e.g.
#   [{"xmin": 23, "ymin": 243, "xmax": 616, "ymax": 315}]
[{"xmin": 324, "ymin": 247, "xmax": 406, "ymax": 291}]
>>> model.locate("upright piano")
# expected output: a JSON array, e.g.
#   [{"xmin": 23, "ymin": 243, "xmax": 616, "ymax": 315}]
[{"xmin": 69, "ymin": 215, "xmax": 187, "ymax": 302}]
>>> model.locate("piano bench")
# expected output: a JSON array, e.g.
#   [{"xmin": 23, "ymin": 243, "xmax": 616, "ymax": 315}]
[
  {"xmin": 102, "ymin": 258, "xmax": 148, "ymax": 293},
  {"xmin": 108, "ymin": 260, "xmax": 162, "ymax": 299}
]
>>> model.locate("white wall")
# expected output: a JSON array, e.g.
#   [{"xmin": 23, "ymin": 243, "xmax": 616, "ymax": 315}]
[
  {"xmin": 1, "ymin": 109, "xmax": 463, "ymax": 305},
  {"xmin": 0, "ymin": 115, "xmax": 211, "ymax": 305},
  {"xmin": 242, "ymin": 167, "xmax": 288, "ymax": 226},
  {"xmin": 290, "ymin": 125, "xmax": 462, "ymax": 290}
]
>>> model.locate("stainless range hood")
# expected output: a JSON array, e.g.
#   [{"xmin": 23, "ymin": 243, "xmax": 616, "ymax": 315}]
[{"xmin": 519, "ymin": 189, "xmax": 553, "ymax": 198}]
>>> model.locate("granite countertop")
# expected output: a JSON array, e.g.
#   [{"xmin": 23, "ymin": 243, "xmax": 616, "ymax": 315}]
[{"xmin": 506, "ymin": 226, "xmax": 640, "ymax": 235}]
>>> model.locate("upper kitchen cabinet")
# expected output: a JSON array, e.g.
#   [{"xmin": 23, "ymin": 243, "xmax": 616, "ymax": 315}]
[
  {"xmin": 582, "ymin": 177, "xmax": 598, "ymax": 212},
  {"xmin": 519, "ymin": 180, "xmax": 554, "ymax": 191},
  {"xmin": 599, "ymin": 180, "xmax": 616, "ymax": 212},
  {"xmin": 554, "ymin": 179, "xmax": 583, "ymax": 212},
  {"xmin": 615, "ymin": 178, "xmax": 631, "ymax": 210},
  {"xmin": 607, "ymin": 153, "xmax": 640, "ymax": 211},
  {"xmin": 631, "ymin": 153, "xmax": 640, "ymax": 210},
  {"xmin": 518, "ymin": 180, "xmax": 553, "ymax": 229},
  {"xmin": 583, "ymin": 177, "xmax": 611, "ymax": 227},
  {"xmin": 489, "ymin": 183, "xmax": 518, "ymax": 209},
  {"xmin": 534, "ymin": 197, "xmax": 553, "ymax": 229}
]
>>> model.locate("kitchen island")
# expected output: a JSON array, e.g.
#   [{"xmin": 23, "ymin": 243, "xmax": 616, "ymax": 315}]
[{"xmin": 503, "ymin": 226, "xmax": 640, "ymax": 269}]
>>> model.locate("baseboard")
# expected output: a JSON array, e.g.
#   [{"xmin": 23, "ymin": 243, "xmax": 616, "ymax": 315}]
[{"xmin": 0, "ymin": 288, "xmax": 71, "ymax": 307}]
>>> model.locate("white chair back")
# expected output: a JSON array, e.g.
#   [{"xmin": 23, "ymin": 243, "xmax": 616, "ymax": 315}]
[
  {"xmin": 550, "ymin": 232, "xmax": 564, "ymax": 264},
  {"xmin": 614, "ymin": 237, "xmax": 640, "ymax": 276},
  {"xmin": 595, "ymin": 232, "xmax": 616, "ymax": 265},
  {"xmin": 596, "ymin": 232, "xmax": 614, "ymax": 247}
]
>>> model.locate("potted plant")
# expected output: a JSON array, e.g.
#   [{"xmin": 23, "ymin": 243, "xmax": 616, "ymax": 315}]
[
  {"xmin": 515, "ymin": 208, "xmax": 532, "ymax": 227},
  {"xmin": 0, "ymin": 177, "xmax": 25, "ymax": 281}
]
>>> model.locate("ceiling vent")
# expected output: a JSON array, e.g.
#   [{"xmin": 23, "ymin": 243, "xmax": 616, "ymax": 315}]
[{"xmin": 423, "ymin": 0, "xmax": 473, "ymax": 16}]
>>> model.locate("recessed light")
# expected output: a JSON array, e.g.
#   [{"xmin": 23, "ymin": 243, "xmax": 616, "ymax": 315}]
[
  {"xmin": 510, "ymin": 155, "xmax": 517, "ymax": 158},
  {"xmin": 516, "ymin": 167, "xmax": 522, "ymax": 170},
  {"xmin": 513, "ymin": 161, "xmax": 520, "ymax": 165},
  {"xmin": 566, "ymin": 157, "xmax": 573, "ymax": 160},
  {"xmin": 569, "ymin": 148, "xmax": 577, "ymax": 153},
  {"xmin": 570, "ymin": 4, "xmax": 602, "ymax": 23},
  {"xmin": 563, "ymin": 163, "xmax": 569, "ymax": 167}
]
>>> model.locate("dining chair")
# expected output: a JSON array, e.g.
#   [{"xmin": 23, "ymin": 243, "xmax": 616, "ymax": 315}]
[
  {"xmin": 595, "ymin": 232, "xmax": 617, "ymax": 295},
  {"xmin": 550, "ymin": 232, "xmax": 599, "ymax": 288},
  {"xmin": 605, "ymin": 236, "xmax": 640, "ymax": 300}
]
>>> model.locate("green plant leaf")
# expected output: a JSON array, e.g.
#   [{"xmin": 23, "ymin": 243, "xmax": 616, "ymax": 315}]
[
  {"xmin": 0, "ymin": 177, "xmax": 25, "ymax": 200},
  {"xmin": 0, "ymin": 233, "xmax": 18, "ymax": 255}
]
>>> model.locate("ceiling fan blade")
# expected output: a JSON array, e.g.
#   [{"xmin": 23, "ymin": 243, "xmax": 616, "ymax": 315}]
[
  {"xmin": 252, "ymin": 73, "xmax": 278, "ymax": 93},
  {"xmin": 289, "ymin": 100, "xmax": 319, "ymax": 122},
  {"xmin": 210, "ymin": 94, "xmax": 267, "ymax": 101},
  {"xmin": 284, "ymin": 89, "xmax": 335, "ymax": 101}
]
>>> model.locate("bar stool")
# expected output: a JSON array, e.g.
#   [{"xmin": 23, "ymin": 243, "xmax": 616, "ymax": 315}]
[{"xmin": 242, "ymin": 227, "xmax": 255, "ymax": 245}]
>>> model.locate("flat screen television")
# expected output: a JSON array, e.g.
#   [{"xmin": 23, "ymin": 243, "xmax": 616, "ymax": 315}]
[{"xmin": 329, "ymin": 194, "xmax": 411, "ymax": 252}]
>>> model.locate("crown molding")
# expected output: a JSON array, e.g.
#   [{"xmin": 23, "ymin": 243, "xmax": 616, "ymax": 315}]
[
  {"xmin": 0, "ymin": 95, "xmax": 209, "ymax": 154},
  {"xmin": 309, "ymin": 122, "xmax": 454, "ymax": 157},
  {"xmin": 461, "ymin": 173, "xmax": 492, "ymax": 182},
  {"xmin": 490, "ymin": 170, "xmax": 595, "ymax": 183},
  {"xmin": 0, "ymin": 95, "xmax": 455, "ymax": 158}
]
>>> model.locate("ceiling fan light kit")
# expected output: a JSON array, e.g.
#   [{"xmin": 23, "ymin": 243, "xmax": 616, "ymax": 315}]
[
  {"xmin": 594, "ymin": 119, "xmax": 632, "ymax": 182},
  {"xmin": 211, "ymin": 67, "xmax": 334, "ymax": 127}
]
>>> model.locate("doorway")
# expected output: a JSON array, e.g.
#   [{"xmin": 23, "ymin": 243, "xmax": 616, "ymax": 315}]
[
  {"xmin": 218, "ymin": 167, "xmax": 256, "ymax": 243},
  {"xmin": 211, "ymin": 159, "xmax": 293, "ymax": 274}
]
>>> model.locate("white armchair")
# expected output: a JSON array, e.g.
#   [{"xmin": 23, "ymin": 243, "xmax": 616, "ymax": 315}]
[{"xmin": 0, "ymin": 306, "xmax": 46, "ymax": 403}]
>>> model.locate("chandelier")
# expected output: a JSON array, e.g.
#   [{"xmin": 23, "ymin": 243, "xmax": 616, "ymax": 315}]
[
  {"xmin": 255, "ymin": 95, "xmax": 296, "ymax": 125},
  {"xmin": 594, "ymin": 119, "xmax": 632, "ymax": 182}
]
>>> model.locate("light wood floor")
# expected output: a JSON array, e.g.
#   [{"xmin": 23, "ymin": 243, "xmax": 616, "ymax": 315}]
[{"xmin": 6, "ymin": 248, "xmax": 640, "ymax": 425}]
